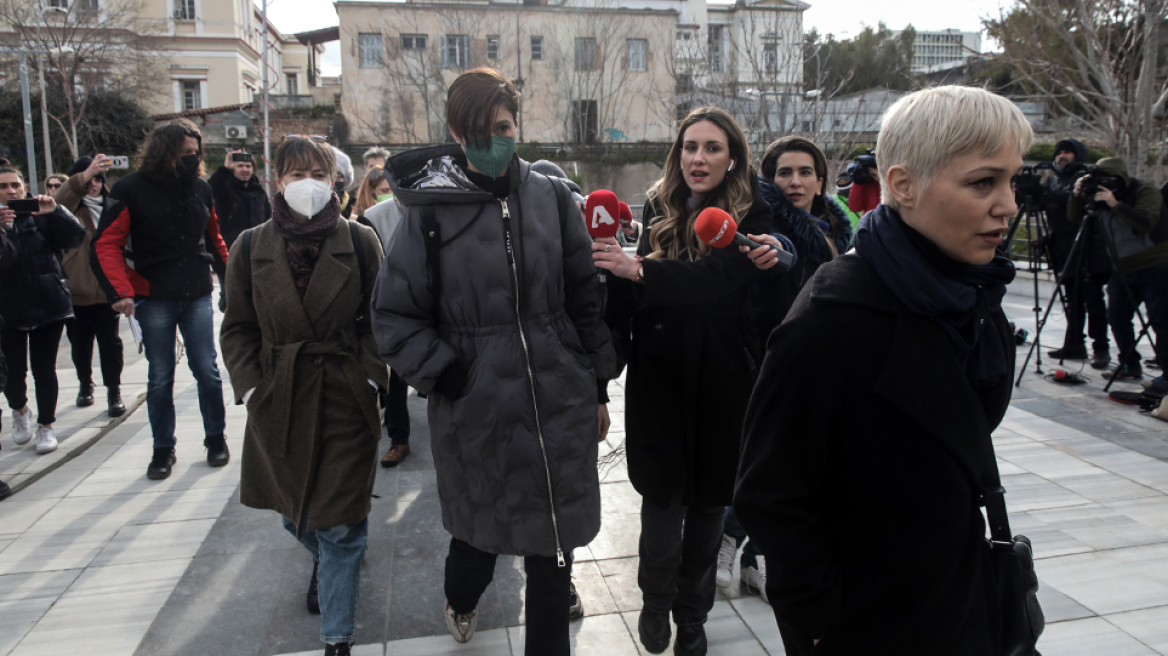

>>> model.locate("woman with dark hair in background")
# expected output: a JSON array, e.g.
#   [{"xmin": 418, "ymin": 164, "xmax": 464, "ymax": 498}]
[
  {"xmin": 717, "ymin": 135, "xmax": 854, "ymax": 604},
  {"xmin": 349, "ymin": 165, "xmax": 392, "ymax": 220},
  {"xmin": 371, "ymin": 67, "xmax": 616, "ymax": 656},
  {"xmin": 0, "ymin": 165, "xmax": 86, "ymax": 456},
  {"xmin": 592, "ymin": 107, "xmax": 771, "ymax": 656},
  {"xmin": 55, "ymin": 154, "xmax": 126, "ymax": 417}
]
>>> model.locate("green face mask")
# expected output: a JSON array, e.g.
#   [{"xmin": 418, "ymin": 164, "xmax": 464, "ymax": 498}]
[
  {"xmin": 464, "ymin": 136, "xmax": 515, "ymax": 179},
  {"xmin": 376, "ymin": 193, "xmax": 393, "ymax": 203}
]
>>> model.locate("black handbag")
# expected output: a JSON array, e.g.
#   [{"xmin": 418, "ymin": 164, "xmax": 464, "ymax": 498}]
[{"xmin": 979, "ymin": 442, "xmax": 1045, "ymax": 655}]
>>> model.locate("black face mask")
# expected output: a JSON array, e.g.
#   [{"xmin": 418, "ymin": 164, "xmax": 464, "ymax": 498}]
[
  {"xmin": 333, "ymin": 179, "xmax": 345, "ymax": 195},
  {"xmin": 176, "ymin": 154, "xmax": 201, "ymax": 178}
]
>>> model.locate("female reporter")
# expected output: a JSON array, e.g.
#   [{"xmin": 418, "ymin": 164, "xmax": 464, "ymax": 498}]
[
  {"xmin": 370, "ymin": 68, "xmax": 615, "ymax": 656},
  {"xmin": 735, "ymin": 86, "xmax": 1035, "ymax": 655},
  {"xmin": 220, "ymin": 138, "xmax": 387, "ymax": 656},
  {"xmin": 592, "ymin": 107, "xmax": 770, "ymax": 656}
]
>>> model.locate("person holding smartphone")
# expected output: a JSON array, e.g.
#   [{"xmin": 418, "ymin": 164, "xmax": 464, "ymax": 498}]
[
  {"xmin": 210, "ymin": 150, "xmax": 270, "ymax": 251},
  {"xmin": 0, "ymin": 164, "xmax": 87, "ymax": 456}
]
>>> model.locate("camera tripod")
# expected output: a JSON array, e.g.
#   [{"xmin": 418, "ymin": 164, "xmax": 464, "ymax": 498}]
[
  {"xmin": 1003, "ymin": 198, "xmax": 1065, "ymax": 379},
  {"xmin": 1016, "ymin": 208, "xmax": 1162, "ymax": 390}
]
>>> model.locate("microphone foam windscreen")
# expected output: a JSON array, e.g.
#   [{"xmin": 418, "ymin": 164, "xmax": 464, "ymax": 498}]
[
  {"xmin": 619, "ymin": 202, "xmax": 632, "ymax": 223},
  {"xmin": 693, "ymin": 207, "xmax": 738, "ymax": 248},
  {"xmin": 585, "ymin": 189, "xmax": 621, "ymax": 239}
]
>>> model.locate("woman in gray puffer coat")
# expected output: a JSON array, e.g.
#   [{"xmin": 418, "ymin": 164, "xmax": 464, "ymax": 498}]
[{"xmin": 371, "ymin": 68, "xmax": 616, "ymax": 656}]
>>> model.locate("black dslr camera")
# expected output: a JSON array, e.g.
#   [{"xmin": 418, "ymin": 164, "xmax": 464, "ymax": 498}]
[
  {"xmin": 1013, "ymin": 162, "xmax": 1052, "ymax": 207},
  {"xmin": 851, "ymin": 150, "xmax": 877, "ymax": 184},
  {"xmin": 1076, "ymin": 165, "xmax": 1125, "ymax": 210}
]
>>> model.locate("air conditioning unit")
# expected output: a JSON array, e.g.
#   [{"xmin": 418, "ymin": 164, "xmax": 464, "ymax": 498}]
[{"xmin": 225, "ymin": 125, "xmax": 248, "ymax": 140}]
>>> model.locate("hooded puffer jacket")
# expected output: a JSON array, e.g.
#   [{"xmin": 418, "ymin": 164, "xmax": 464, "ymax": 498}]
[
  {"xmin": 371, "ymin": 145, "xmax": 617, "ymax": 559},
  {"xmin": 0, "ymin": 205, "xmax": 86, "ymax": 330}
]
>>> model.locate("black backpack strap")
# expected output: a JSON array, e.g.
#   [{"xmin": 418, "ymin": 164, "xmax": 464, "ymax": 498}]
[
  {"xmin": 420, "ymin": 205, "xmax": 442, "ymax": 324},
  {"xmin": 348, "ymin": 220, "xmax": 369, "ymax": 318}
]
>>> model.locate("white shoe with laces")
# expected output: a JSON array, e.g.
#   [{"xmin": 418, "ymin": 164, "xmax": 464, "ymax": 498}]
[
  {"xmin": 34, "ymin": 425, "xmax": 58, "ymax": 455},
  {"xmin": 716, "ymin": 534, "xmax": 738, "ymax": 588},
  {"xmin": 742, "ymin": 555, "xmax": 769, "ymax": 604},
  {"xmin": 11, "ymin": 408, "xmax": 31, "ymax": 445},
  {"xmin": 445, "ymin": 603, "xmax": 477, "ymax": 644}
]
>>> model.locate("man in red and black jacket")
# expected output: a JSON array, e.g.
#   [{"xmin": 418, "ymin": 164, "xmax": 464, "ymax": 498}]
[{"xmin": 91, "ymin": 119, "xmax": 232, "ymax": 480}]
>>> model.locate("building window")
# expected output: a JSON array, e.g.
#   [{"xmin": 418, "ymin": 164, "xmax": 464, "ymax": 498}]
[
  {"xmin": 77, "ymin": 0, "xmax": 99, "ymax": 10},
  {"xmin": 627, "ymin": 39, "xmax": 647, "ymax": 71},
  {"xmin": 359, "ymin": 33, "xmax": 383, "ymax": 68},
  {"xmin": 174, "ymin": 0, "xmax": 195, "ymax": 20},
  {"xmin": 677, "ymin": 73, "xmax": 693, "ymax": 94},
  {"xmin": 182, "ymin": 80, "xmax": 201, "ymax": 110},
  {"xmin": 531, "ymin": 36, "xmax": 543, "ymax": 60},
  {"xmin": 487, "ymin": 35, "xmax": 499, "ymax": 60},
  {"xmin": 441, "ymin": 34, "xmax": 469, "ymax": 69},
  {"xmin": 575, "ymin": 37, "xmax": 597, "ymax": 71},
  {"xmin": 763, "ymin": 43, "xmax": 777, "ymax": 74},
  {"xmin": 401, "ymin": 34, "xmax": 427, "ymax": 50},
  {"xmin": 48, "ymin": 0, "xmax": 68, "ymax": 8},
  {"xmin": 286, "ymin": 73, "xmax": 298, "ymax": 95},
  {"xmin": 708, "ymin": 25, "xmax": 723, "ymax": 73}
]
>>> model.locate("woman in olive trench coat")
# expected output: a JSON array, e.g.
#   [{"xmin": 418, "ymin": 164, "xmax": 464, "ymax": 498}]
[{"xmin": 220, "ymin": 138, "xmax": 387, "ymax": 656}]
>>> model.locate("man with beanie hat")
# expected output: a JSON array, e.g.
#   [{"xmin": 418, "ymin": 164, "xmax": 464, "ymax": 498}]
[
  {"xmin": 1043, "ymin": 138, "xmax": 1112, "ymax": 368},
  {"xmin": 54, "ymin": 155, "xmax": 127, "ymax": 417}
]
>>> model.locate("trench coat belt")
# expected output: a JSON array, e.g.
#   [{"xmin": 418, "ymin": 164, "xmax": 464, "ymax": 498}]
[{"xmin": 263, "ymin": 336, "xmax": 374, "ymax": 458}]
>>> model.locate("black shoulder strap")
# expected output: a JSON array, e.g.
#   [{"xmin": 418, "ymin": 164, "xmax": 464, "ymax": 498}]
[
  {"xmin": 420, "ymin": 205, "xmax": 442, "ymax": 323},
  {"xmin": 349, "ymin": 220, "xmax": 369, "ymax": 318}
]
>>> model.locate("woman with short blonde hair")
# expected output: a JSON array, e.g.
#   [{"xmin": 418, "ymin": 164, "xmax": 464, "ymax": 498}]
[{"xmin": 736, "ymin": 86, "xmax": 1041, "ymax": 655}]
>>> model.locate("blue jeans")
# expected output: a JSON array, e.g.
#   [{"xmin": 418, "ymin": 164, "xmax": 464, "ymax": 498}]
[
  {"xmin": 136, "ymin": 295, "xmax": 226, "ymax": 449},
  {"xmin": 282, "ymin": 517, "xmax": 369, "ymax": 644},
  {"xmin": 1107, "ymin": 263, "xmax": 1168, "ymax": 368}
]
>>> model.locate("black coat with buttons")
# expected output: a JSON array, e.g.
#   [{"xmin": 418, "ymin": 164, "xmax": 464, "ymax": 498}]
[{"xmin": 606, "ymin": 180, "xmax": 771, "ymax": 507}]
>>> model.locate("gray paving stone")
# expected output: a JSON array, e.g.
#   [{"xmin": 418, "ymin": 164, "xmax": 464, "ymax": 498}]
[{"xmin": 1048, "ymin": 413, "xmax": 1150, "ymax": 436}]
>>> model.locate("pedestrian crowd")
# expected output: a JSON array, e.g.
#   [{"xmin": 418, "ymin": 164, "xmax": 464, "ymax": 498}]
[{"xmin": 9, "ymin": 69, "xmax": 1168, "ymax": 656}]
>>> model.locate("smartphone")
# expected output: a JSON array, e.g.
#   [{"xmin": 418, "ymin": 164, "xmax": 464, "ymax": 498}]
[
  {"xmin": 233, "ymin": 152, "xmax": 254, "ymax": 164},
  {"xmin": 6, "ymin": 199, "xmax": 40, "ymax": 214},
  {"xmin": 104, "ymin": 156, "xmax": 130, "ymax": 169}
]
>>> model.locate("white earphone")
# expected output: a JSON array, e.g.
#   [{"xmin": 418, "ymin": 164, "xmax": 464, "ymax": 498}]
[{"xmin": 727, "ymin": 160, "xmax": 735, "ymax": 172}]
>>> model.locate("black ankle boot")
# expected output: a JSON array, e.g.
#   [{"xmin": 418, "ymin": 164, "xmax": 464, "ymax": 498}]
[
  {"xmin": 307, "ymin": 560, "xmax": 321, "ymax": 614},
  {"xmin": 204, "ymin": 434, "xmax": 230, "ymax": 467},
  {"xmin": 638, "ymin": 608, "xmax": 671, "ymax": 654},
  {"xmin": 674, "ymin": 623, "xmax": 707, "ymax": 656},
  {"xmin": 76, "ymin": 382, "xmax": 95, "ymax": 407},
  {"xmin": 107, "ymin": 387, "xmax": 126, "ymax": 418},
  {"xmin": 323, "ymin": 642, "xmax": 351, "ymax": 656},
  {"xmin": 147, "ymin": 447, "xmax": 176, "ymax": 480}
]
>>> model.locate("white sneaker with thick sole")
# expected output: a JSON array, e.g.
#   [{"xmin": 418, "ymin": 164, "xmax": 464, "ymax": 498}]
[
  {"xmin": 34, "ymin": 425, "xmax": 58, "ymax": 455},
  {"xmin": 716, "ymin": 534, "xmax": 738, "ymax": 588},
  {"xmin": 11, "ymin": 408, "xmax": 32, "ymax": 445},
  {"xmin": 742, "ymin": 555, "xmax": 769, "ymax": 604},
  {"xmin": 445, "ymin": 603, "xmax": 477, "ymax": 644}
]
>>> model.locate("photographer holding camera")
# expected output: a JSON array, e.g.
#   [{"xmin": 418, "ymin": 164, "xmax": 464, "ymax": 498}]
[
  {"xmin": 210, "ymin": 150, "xmax": 270, "ymax": 251},
  {"xmin": 1044, "ymin": 139, "xmax": 1112, "ymax": 368},
  {"xmin": 1069, "ymin": 157, "xmax": 1168, "ymax": 381}
]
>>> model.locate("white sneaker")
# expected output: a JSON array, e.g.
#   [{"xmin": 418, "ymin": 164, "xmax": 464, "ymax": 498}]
[
  {"xmin": 716, "ymin": 533, "xmax": 738, "ymax": 588},
  {"xmin": 11, "ymin": 408, "xmax": 32, "ymax": 445},
  {"xmin": 34, "ymin": 425, "xmax": 58, "ymax": 455},
  {"xmin": 742, "ymin": 555, "xmax": 769, "ymax": 604},
  {"xmin": 445, "ymin": 603, "xmax": 477, "ymax": 644}
]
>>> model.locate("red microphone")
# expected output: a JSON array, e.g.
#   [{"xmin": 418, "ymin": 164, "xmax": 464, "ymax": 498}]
[
  {"xmin": 585, "ymin": 189, "xmax": 622, "ymax": 282},
  {"xmin": 619, "ymin": 202, "xmax": 632, "ymax": 225},
  {"xmin": 694, "ymin": 207, "xmax": 795, "ymax": 271},
  {"xmin": 585, "ymin": 190, "xmax": 621, "ymax": 239}
]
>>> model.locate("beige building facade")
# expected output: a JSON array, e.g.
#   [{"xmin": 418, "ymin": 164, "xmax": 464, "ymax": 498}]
[{"xmin": 336, "ymin": 0, "xmax": 679, "ymax": 145}]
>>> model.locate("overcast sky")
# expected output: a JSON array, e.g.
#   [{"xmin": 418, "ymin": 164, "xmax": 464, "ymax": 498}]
[{"xmin": 264, "ymin": 0, "xmax": 1016, "ymax": 76}]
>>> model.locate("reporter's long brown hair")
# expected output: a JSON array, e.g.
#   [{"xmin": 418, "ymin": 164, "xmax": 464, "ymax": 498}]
[{"xmin": 647, "ymin": 107, "xmax": 754, "ymax": 260}]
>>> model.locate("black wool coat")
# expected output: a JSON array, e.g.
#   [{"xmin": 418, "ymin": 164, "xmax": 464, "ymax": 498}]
[
  {"xmin": 209, "ymin": 166, "xmax": 271, "ymax": 250},
  {"xmin": 607, "ymin": 182, "xmax": 771, "ymax": 508},
  {"xmin": 734, "ymin": 253, "xmax": 1014, "ymax": 656}
]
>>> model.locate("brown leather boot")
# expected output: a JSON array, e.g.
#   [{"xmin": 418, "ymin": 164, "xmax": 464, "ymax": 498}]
[{"xmin": 380, "ymin": 444, "xmax": 410, "ymax": 468}]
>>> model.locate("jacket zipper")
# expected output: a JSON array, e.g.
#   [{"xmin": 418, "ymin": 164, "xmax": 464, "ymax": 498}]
[{"xmin": 500, "ymin": 197, "xmax": 567, "ymax": 568}]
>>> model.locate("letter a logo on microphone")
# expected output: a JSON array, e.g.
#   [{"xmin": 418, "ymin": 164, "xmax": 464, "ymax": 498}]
[{"xmin": 591, "ymin": 204, "xmax": 616, "ymax": 231}]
